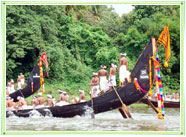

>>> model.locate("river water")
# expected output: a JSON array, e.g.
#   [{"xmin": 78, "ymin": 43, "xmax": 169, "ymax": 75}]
[{"xmin": 6, "ymin": 105, "xmax": 180, "ymax": 131}]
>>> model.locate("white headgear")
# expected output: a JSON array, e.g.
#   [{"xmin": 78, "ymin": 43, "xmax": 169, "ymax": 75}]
[
  {"xmin": 93, "ymin": 72, "xmax": 98, "ymax": 76},
  {"xmin": 79, "ymin": 90, "xmax": 84, "ymax": 94},
  {"xmin": 47, "ymin": 94, "xmax": 52, "ymax": 98},
  {"xmin": 38, "ymin": 92, "xmax": 42, "ymax": 96},
  {"xmin": 120, "ymin": 53, "xmax": 127, "ymax": 56},
  {"xmin": 17, "ymin": 96, "xmax": 21, "ymax": 100}
]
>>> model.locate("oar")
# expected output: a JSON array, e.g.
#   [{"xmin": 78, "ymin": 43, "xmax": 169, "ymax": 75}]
[
  {"xmin": 112, "ymin": 86, "xmax": 132, "ymax": 119},
  {"xmin": 143, "ymin": 96, "xmax": 158, "ymax": 114},
  {"xmin": 90, "ymin": 94, "xmax": 95, "ymax": 119}
]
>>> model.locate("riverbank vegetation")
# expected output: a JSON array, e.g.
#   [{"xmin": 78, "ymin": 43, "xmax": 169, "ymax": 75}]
[{"xmin": 6, "ymin": 5, "xmax": 180, "ymax": 99}]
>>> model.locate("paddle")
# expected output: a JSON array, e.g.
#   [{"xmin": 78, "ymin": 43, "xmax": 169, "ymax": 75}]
[
  {"xmin": 90, "ymin": 93, "xmax": 95, "ymax": 119},
  {"xmin": 112, "ymin": 86, "xmax": 132, "ymax": 119},
  {"xmin": 143, "ymin": 96, "xmax": 158, "ymax": 114}
]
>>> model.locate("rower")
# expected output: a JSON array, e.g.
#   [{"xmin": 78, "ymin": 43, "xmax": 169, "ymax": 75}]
[
  {"xmin": 36, "ymin": 92, "xmax": 44, "ymax": 108},
  {"xmin": 17, "ymin": 96, "xmax": 28, "ymax": 110},
  {"xmin": 56, "ymin": 90, "xmax": 69, "ymax": 106},
  {"xmin": 31, "ymin": 96, "xmax": 38, "ymax": 106},
  {"xmin": 58, "ymin": 89, "xmax": 65, "ymax": 102},
  {"xmin": 108, "ymin": 63, "xmax": 117, "ymax": 91},
  {"xmin": 10, "ymin": 79, "xmax": 15, "ymax": 93},
  {"xmin": 72, "ymin": 90, "xmax": 86, "ymax": 103},
  {"xmin": 7, "ymin": 82, "xmax": 11, "ymax": 94},
  {"xmin": 46, "ymin": 94, "xmax": 53, "ymax": 107},
  {"xmin": 79, "ymin": 90, "xmax": 86, "ymax": 102},
  {"xmin": 20, "ymin": 73, "xmax": 25, "ymax": 88},
  {"xmin": 17, "ymin": 75, "xmax": 21, "ymax": 90},
  {"xmin": 11, "ymin": 98, "xmax": 17, "ymax": 110},
  {"xmin": 6, "ymin": 87, "xmax": 9, "ymax": 96},
  {"xmin": 118, "ymin": 53, "xmax": 128, "ymax": 86},
  {"xmin": 89, "ymin": 72, "xmax": 100, "ymax": 98},
  {"xmin": 63, "ymin": 91, "xmax": 69, "ymax": 103},
  {"xmin": 98, "ymin": 65, "xmax": 109, "ymax": 94},
  {"xmin": 6, "ymin": 96, "xmax": 14, "ymax": 111}
]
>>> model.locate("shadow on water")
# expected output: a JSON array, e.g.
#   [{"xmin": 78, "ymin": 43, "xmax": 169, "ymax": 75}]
[{"xmin": 6, "ymin": 105, "xmax": 180, "ymax": 131}]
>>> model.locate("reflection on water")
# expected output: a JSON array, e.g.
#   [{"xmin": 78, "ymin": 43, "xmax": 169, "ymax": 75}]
[{"xmin": 6, "ymin": 105, "xmax": 180, "ymax": 131}]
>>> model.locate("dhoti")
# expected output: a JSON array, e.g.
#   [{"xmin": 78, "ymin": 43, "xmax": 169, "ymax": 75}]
[
  {"xmin": 108, "ymin": 75, "xmax": 116, "ymax": 87},
  {"xmin": 91, "ymin": 85, "xmax": 100, "ymax": 97},
  {"xmin": 99, "ymin": 76, "xmax": 109, "ymax": 92},
  {"xmin": 17, "ymin": 82, "xmax": 21, "ymax": 90},
  {"xmin": 21, "ymin": 79, "xmax": 24, "ymax": 85},
  {"xmin": 55, "ymin": 101, "xmax": 69, "ymax": 106},
  {"xmin": 119, "ymin": 65, "xmax": 129, "ymax": 83}
]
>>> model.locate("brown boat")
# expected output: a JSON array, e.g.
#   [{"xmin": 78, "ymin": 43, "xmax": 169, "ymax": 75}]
[{"xmin": 141, "ymin": 98, "xmax": 180, "ymax": 108}]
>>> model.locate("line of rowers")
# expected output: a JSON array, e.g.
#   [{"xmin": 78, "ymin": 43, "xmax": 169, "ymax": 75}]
[{"xmin": 6, "ymin": 53, "xmax": 130, "ymax": 110}]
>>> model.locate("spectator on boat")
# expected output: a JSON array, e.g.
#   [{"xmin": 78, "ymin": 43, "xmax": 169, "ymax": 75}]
[
  {"xmin": 10, "ymin": 79, "xmax": 15, "ymax": 93},
  {"xmin": 17, "ymin": 96, "xmax": 28, "ymax": 109},
  {"xmin": 46, "ymin": 94, "xmax": 53, "ymax": 107},
  {"xmin": 171, "ymin": 93, "xmax": 176, "ymax": 102},
  {"xmin": 6, "ymin": 87, "xmax": 9, "ymax": 96},
  {"xmin": 17, "ymin": 76, "xmax": 21, "ymax": 90},
  {"xmin": 98, "ymin": 65, "xmax": 109, "ymax": 94},
  {"xmin": 20, "ymin": 73, "xmax": 25, "ymax": 88},
  {"xmin": 118, "ymin": 53, "xmax": 128, "ymax": 86},
  {"xmin": 108, "ymin": 63, "xmax": 117, "ymax": 91},
  {"xmin": 36, "ymin": 92, "xmax": 44, "ymax": 108},
  {"xmin": 72, "ymin": 90, "xmax": 86, "ymax": 103},
  {"xmin": 175, "ymin": 92, "xmax": 179, "ymax": 102},
  {"xmin": 89, "ymin": 72, "xmax": 100, "ymax": 98}
]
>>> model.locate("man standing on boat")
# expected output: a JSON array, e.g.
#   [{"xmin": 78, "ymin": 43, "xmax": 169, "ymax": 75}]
[
  {"xmin": 119, "ymin": 53, "xmax": 128, "ymax": 86},
  {"xmin": 20, "ymin": 73, "xmax": 25, "ymax": 89},
  {"xmin": 108, "ymin": 63, "xmax": 117, "ymax": 90},
  {"xmin": 89, "ymin": 72, "xmax": 100, "ymax": 97},
  {"xmin": 98, "ymin": 65, "xmax": 109, "ymax": 94},
  {"xmin": 10, "ymin": 79, "xmax": 15, "ymax": 93},
  {"xmin": 17, "ymin": 75, "xmax": 21, "ymax": 90}
]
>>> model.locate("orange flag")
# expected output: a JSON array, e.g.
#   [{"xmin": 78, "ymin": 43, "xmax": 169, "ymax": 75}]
[{"xmin": 157, "ymin": 24, "xmax": 171, "ymax": 67}]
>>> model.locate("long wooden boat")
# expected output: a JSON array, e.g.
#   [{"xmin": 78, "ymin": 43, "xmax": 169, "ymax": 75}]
[
  {"xmin": 6, "ymin": 38, "xmax": 156, "ymax": 118},
  {"xmin": 141, "ymin": 98, "xmax": 180, "ymax": 108}
]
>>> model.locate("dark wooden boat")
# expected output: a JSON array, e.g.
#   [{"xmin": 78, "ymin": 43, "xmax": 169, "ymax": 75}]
[
  {"xmin": 6, "ymin": 38, "xmax": 156, "ymax": 118},
  {"xmin": 9, "ymin": 64, "xmax": 40, "ymax": 102},
  {"xmin": 141, "ymin": 98, "xmax": 180, "ymax": 108}
]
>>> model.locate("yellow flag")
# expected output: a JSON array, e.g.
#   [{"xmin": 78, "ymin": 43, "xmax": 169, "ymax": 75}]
[{"xmin": 157, "ymin": 24, "xmax": 171, "ymax": 67}]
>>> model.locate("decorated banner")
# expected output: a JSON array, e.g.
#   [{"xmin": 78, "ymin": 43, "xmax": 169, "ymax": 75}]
[
  {"xmin": 157, "ymin": 24, "xmax": 171, "ymax": 67},
  {"xmin": 155, "ymin": 46, "xmax": 165, "ymax": 119}
]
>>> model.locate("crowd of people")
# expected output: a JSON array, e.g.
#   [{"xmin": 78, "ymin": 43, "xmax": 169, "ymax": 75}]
[{"xmin": 149, "ymin": 90, "xmax": 180, "ymax": 102}]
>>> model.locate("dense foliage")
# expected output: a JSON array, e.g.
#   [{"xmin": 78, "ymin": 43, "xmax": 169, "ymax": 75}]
[{"xmin": 6, "ymin": 5, "xmax": 180, "ymax": 94}]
